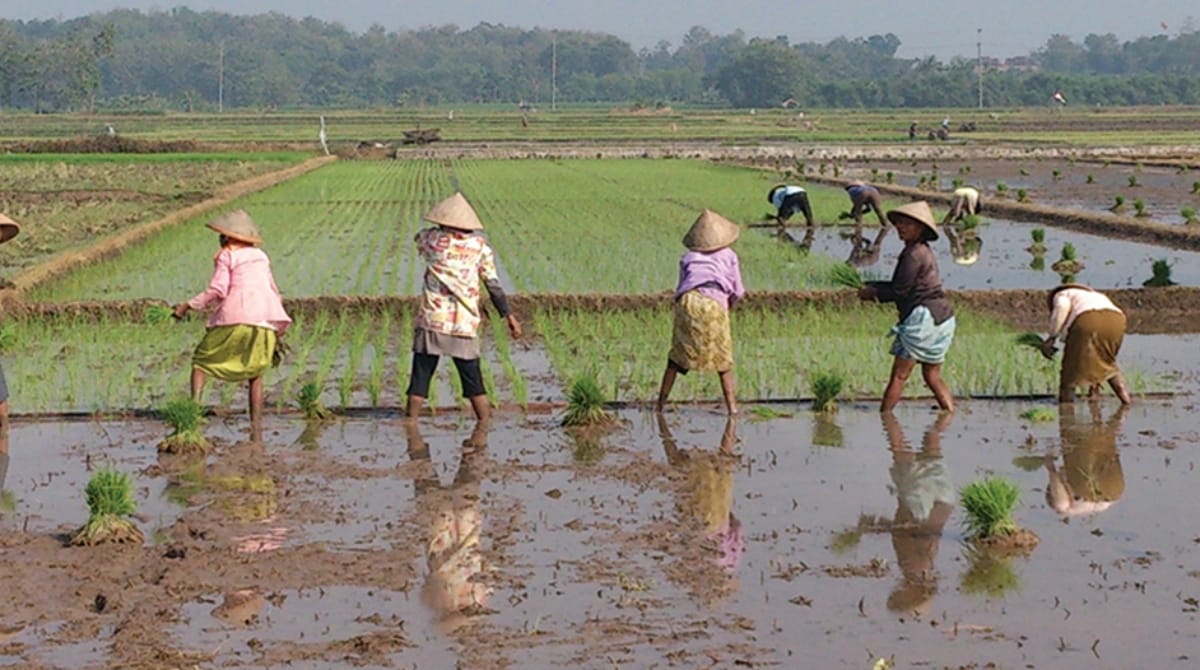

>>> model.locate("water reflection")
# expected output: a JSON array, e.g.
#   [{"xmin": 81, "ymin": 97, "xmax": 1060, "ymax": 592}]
[
  {"xmin": 1044, "ymin": 403, "xmax": 1127, "ymax": 519},
  {"xmin": 944, "ymin": 223, "xmax": 983, "ymax": 266},
  {"xmin": 811, "ymin": 414, "xmax": 844, "ymax": 447},
  {"xmin": 844, "ymin": 225, "xmax": 885, "ymax": 268},
  {"xmin": 882, "ymin": 412, "xmax": 955, "ymax": 615},
  {"xmin": 406, "ymin": 422, "xmax": 493, "ymax": 633},
  {"xmin": 657, "ymin": 415, "xmax": 743, "ymax": 605},
  {"xmin": 0, "ymin": 428, "xmax": 11, "ymax": 514}
]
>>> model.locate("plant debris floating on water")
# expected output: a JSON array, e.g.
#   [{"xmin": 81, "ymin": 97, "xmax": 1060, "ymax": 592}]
[
  {"xmin": 1018, "ymin": 407, "xmax": 1056, "ymax": 423},
  {"xmin": 71, "ymin": 467, "xmax": 143, "ymax": 546}
]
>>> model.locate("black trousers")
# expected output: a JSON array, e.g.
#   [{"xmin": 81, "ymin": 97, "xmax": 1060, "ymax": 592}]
[
  {"xmin": 406, "ymin": 353, "xmax": 485, "ymax": 398},
  {"xmin": 778, "ymin": 192, "xmax": 814, "ymax": 225}
]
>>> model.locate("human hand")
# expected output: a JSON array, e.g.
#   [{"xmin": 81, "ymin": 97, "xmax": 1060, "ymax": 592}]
[
  {"xmin": 172, "ymin": 303, "xmax": 190, "ymax": 320},
  {"xmin": 506, "ymin": 314, "xmax": 523, "ymax": 339},
  {"xmin": 857, "ymin": 285, "xmax": 877, "ymax": 301},
  {"xmin": 1039, "ymin": 337, "xmax": 1057, "ymax": 360}
]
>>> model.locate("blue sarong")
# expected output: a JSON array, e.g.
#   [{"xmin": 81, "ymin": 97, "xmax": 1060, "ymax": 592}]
[{"xmin": 888, "ymin": 306, "xmax": 956, "ymax": 364}]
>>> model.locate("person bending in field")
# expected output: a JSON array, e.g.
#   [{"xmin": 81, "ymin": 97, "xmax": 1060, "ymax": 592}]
[
  {"xmin": 0, "ymin": 213, "xmax": 20, "ymax": 430},
  {"xmin": 942, "ymin": 186, "xmax": 982, "ymax": 225},
  {"xmin": 173, "ymin": 210, "xmax": 291, "ymax": 432},
  {"xmin": 767, "ymin": 184, "xmax": 816, "ymax": 230},
  {"xmin": 845, "ymin": 181, "xmax": 889, "ymax": 229},
  {"xmin": 1038, "ymin": 284, "xmax": 1131, "ymax": 404},
  {"xmin": 405, "ymin": 192, "xmax": 522, "ymax": 425},
  {"xmin": 656, "ymin": 210, "xmax": 746, "ymax": 416},
  {"xmin": 858, "ymin": 201, "xmax": 956, "ymax": 413}
]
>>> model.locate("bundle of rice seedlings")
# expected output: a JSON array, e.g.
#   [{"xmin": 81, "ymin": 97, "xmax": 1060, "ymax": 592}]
[
  {"xmin": 960, "ymin": 477, "xmax": 1020, "ymax": 540},
  {"xmin": 1026, "ymin": 228, "xmax": 1046, "ymax": 254},
  {"xmin": 1133, "ymin": 198, "xmax": 1150, "ymax": 217},
  {"xmin": 960, "ymin": 214, "xmax": 981, "ymax": 230},
  {"xmin": 1183, "ymin": 206, "xmax": 1198, "ymax": 225},
  {"xmin": 1109, "ymin": 194, "xmax": 1126, "ymax": 212},
  {"xmin": 1014, "ymin": 332, "xmax": 1045, "ymax": 349},
  {"xmin": 71, "ymin": 468, "xmax": 143, "ymax": 546},
  {"xmin": 158, "ymin": 397, "xmax": 210, "ymax": 455},
  {"xmin": 145, "ymin": 304, "xmax": 174, "ymax": 325},
  {"xmin": 1051, "ymin": 242, "xmax": 1083, "ymax": 276},
  {"xmin": 562, "ymin": 373, "xmax": 613, "ymax": 427},
  {"xmin": 1143, "ymin": 259, "xmax": 1176, "ymax": 287},
  {"xmin": 810, "ymin": 370, "xmax": 844, "ymax": 413},
  {"xmin": 297, "ymin": 381, "xmax": 332, "ymax": 420},
  {"xmin": 829, "ymin": 263, "xmax": 864, "ymax": 289}
]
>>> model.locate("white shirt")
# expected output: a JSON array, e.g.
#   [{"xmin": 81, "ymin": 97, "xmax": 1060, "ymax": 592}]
[
  {"xmin": 771, "ymin": 185, "xmax": 805, "ymax": 210},
  {"xmin": 1048, "ymin": 288, "xmax": 1121, "ymax": 341}
]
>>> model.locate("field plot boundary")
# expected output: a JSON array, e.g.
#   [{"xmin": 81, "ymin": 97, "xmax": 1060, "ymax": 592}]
[
  {"xmin": 11, "ymin": 286, "xmax": 1200, "ymax": 333},
  {"xmin": 2, "ymin": 154, "xmax": 336, "ymax": 298}
]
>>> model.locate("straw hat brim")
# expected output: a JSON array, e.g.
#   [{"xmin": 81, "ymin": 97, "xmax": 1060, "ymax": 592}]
[
  {"xmin": 205, "ymin": 221, "xmax": 262, "ymax": 245},
  {"xmin": 206, "ymin": 210, "xmax": 263, "ymax": 245},
  {"xmin": 683, "ymin": 209, "xmax": 741, "ymax": 252},
  {"xmin": 887, "ymin": 202, "xmax": 939, "ymax": 241},
  {"xmin": 425, "ymin": 192, "xmax": 484, "ymax": 232}
]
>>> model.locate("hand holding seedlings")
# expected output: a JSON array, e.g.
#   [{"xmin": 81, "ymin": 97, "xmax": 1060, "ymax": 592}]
[
  {"xmin": 1040, "ymin": 337, "xmax": 1058, "ymax": 360},
  {"xmin": 172, "ymin": 303, "xmax": 190, "ymax": 320},
  {"xmin": 857, "ymin": 285, "xmax": 878, "ymax": 301}
]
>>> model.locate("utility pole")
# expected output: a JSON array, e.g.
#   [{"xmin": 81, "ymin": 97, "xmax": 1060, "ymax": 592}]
[
  {"xmin": 551, "ymin": 33, "xmax": 557, "ymax": 112},
  {"xmin": 218, "ymin": 41, "xmax": 224, "ymax": 113},
  {"xmin": 976, "ymin": 28, "xmax": 983, "ymax": 109}
]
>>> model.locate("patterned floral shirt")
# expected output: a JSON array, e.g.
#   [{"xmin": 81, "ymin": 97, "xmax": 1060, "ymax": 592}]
[{"xmin": 415, "ymin": 227, "xmax": 505, "ymax": 338}]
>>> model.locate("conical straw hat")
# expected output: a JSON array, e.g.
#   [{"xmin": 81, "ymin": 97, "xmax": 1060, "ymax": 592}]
[
  {"xmin": 683, "ymin": 209, "xmax": 740, "ymax": 251},
  {"xmin": 424, "ymin": 192, "xmax": 483, "ymax": 231},
  {"xmin": 887, "ymin": 201, "xmax": 939, "ymax": 241},
  {"xmin": 206, "ymin": 209, "xmax": 262, "ymax": 245},
  {"xmin": 0, "ymin": 213, "xmax": 19, "ymax": 245}
]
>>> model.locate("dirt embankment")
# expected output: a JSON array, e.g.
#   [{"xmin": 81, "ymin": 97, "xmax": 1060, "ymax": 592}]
[{"xmin": 10, "ymin": 288, "xmax": 1200, "ymax": 334}]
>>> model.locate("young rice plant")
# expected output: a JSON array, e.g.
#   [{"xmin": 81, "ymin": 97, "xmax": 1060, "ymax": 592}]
[
  {"xmin": 810, "ymin": 370, "xmax": 845, "ymax": 413},
  {"xmin": 71, "ymin": 467, "xmax": 143, "ymax": 546},
  {"xmin": 960, "ymin": 477, "xmax": 1020, "ymax": 540},
  {"xmin": 158, "ymin": 397, "xmax": 209, "ymax": 455},
  {"xmin": 562, "ymin": 373, "xmax": 613, "ymax": 427}
]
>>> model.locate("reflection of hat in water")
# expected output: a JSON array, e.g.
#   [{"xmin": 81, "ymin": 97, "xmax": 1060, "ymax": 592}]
[
  {"xmin": 887, "ymin": 201, "xmax": 940, "ymax": 241},
  {"xmin": 683, "ymin": 209, "xmax": 740, "ymax": 252},
  {"xmin": 206, "ymin": 209, "xmax": 262, "ymax": 245},
  {"xmin": 425, "ymin": 192, "xmax": 484, "ymax": 232},
  {"xmin": 0, "ymin": 213, "xmax": 20, "ymax": 245}
]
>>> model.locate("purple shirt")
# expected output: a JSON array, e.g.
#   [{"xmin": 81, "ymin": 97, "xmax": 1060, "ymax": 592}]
[{"xmin": 674, "ymin": 247, "xmax": 746, "ymax": 310}]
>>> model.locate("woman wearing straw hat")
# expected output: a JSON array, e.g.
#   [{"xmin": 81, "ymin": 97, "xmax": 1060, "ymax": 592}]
[
  {"xmin": 172, "ymin": 209, "xmax": 292, "ymax": 429},
  {"xmin": 656, "ymin": 210, "xmax": 745, "ymax": 416},
  {"xmin": 406, "ymin": 192, "xmax": 522, "ymax": 425},
  {"xmin": 858, "ymin": 201, "xmax": 956, "ymax": 412},
  {"xmin": 0, "ymin": 214, "xmax": 20, "ymax": 429},
  {"xmin": 1038, "ymin": 283, "xmax": 1131, "ymax": 404}
]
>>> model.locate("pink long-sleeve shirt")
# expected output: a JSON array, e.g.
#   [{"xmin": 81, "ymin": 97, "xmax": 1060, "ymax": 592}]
[
  {"xmin": 187, "ymin": 246, "xmax": 292, "ymax": 334},
  {"xmin": 1047, "ymin": 288, "xmax": 1120, "ymax": 342}
]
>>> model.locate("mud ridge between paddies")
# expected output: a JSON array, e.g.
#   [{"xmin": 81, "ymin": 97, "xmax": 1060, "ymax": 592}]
[
  {"xmin": 2, "ymin": 155, "xmax": 336, "ymax": 297},
  {"xmin": 6, "ymin": 287, "xmax": 1200, "ymax": 334}
]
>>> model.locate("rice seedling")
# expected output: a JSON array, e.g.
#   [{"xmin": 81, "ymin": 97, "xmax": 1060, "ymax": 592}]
[
  {"xmin": 71, "ymin": 467, "xmax": 144, "ymax": 546},
  {"xmin": 562, "ymin": 372, "xmax": 613, "ymax": 427},
  {"xmin": 829, "ymin": 263, "xmax": 865, "ymax": 288},
  {"xmin": 952, "ymin": 178, "xmax": 964, "ymax": 189},
  {"xmin": 1178, "ymin": 165, "xmax": 1189, "ymax": 174},
  {"xmin": 1016, "ymin": 188, "xmax": 1028, "ymax": 202},
  {"xmin": 995, "ymin": 182, "xmax": 1008, "ymax": 196},
  {"xmin": 1018, "ymin": 168, "xmax": 1029, "ymax": 176},
  {"xmin": 1109, "ymin": 194, "xmax": 1126, "ymax": 213},
  {"xmin": 0, "ymin": 323, "xmax": 16, "ymax": 353},
  {"xmin": 1026, "ymin": 228, "xmax": 1046, "ymax": 254},
  {"xmin": 1127, "ymin": 175, "xmax": 1139, "ymax": 188},
  {"xmin": 885, "ymin": 171, "xmax": 894, "ymax": 184},
  {"xmin": 1051, "ymin": 169, "xmax": 1061, "ymax": 181},
  {"xmin": 832, "ymin": 164, "xmax": 840, "ymax": 177},
  {"xmin": 1018, "ymin": 407, "xmax": 1056, "ymax": 423},
  {"xmin": 810, "ymin": 370, "xmax": 844, "ymax": 413},
  {"xmin": 1085, "ymin": 174, "xmax": 1096, "ymax": 184},
  {"xmin": 158, "ymin": 397, "xmax": 209, "ymax": 455},
  {"xmin": 960, "ymin": 214, "xmax": 981, "ymax": 231},
  {"xmin": 829, "ymin": 527, "xmax": 862, "ymax": 554},
  {"xmin": 1191, "ymin": 181, "xmax": 1200, "ymax": 194},
  {"xmin": 870, "ymin": 168, "xmax": 879, "ymax": 180},
  {"xmin": 1132, "ymin": 198, "xmax": 1149, "ymax": 217},
  {"xmin": 1014, "ymin": 332, "xmax": 1045, "ymax": 350},
  {"xmin": 297, "ymin": 381, "xmax": 333, "ymax": 420},
  {"xmin": 1051, "ymin": 242, "xmax": 1083, "ymax": 277},
  {"xmin": 1142, "ymin": 259, "xmax": 1176, "ymax": 287},
  {"xmin": 1182, "ymin": 206, "xmax": 1197, "ymax": 225},
  {"xmin": 959, "ymin": 477, "xmax": 1020, "ymax": 540},
  {"xmin": 145, "ymin": 304, "xmax": 174, "ymax": 325},
  {"xmin": 748, "ymin": 406, "xmax": 793, "ymax": 421}
]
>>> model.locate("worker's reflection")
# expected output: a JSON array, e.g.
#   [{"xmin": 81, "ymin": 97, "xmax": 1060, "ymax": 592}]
[{"xmin": 1045, "ymin": 403, "xmax": 1127, "ymax": 519}]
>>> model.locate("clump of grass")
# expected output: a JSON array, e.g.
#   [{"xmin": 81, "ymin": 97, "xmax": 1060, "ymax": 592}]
[
  {"xmin": 297, "ymin": 381, "xmax": 332, "ymax": 421},
  {"xmin": 960, "ymin": 477, "xmax": 1020, "ymax": 540},
  {"xmin": 810, "ymin": 370, "xmax": 844, "ymax": 413},
  {"xmin": 1143, "ymin": 259, "xmax": 1176, "ymax": 287},
  {"xmin": 562, "ymin": 373, "xmax": 613, "ymax": 427},
  {"xmin": 1181, "ymin": 206, "xmax": 1197, "ymax": 225},
  {"xmin": 1026, "ymin": 228, "xmax": 1046, "ymax": 254},
  {"xmin": 1014, "ymin": 332, "xmax": 1045, "ymax": 350},
  {"xmin": 1016, "ymin": 188, "xmax": 1028, "ymax": 202},
  {"xmin": 145, "ymin": 304, "xmax": 174, "ymax": 325},
  {"xmin": 71, "ymin": 468, "xmax": 143, "ymax": 546},
  {"xmin": 1018, "ymin": 407, "xmax": 1056, "ymax": 423},
  {"xmin": 158, "ymin": 397, "xmax": 209, "ymax": 455},
  {"xmin": 1133, "ymin": 198, "xmax": 1150, "ymax": 217},
  {"xmin": 829, "ymin": 263, "xmax": 865, "ymax": 288}
]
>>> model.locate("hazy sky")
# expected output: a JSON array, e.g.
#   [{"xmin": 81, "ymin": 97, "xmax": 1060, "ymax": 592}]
[{"xmin": 1, "ymin": 1, "xmax": 1194, "ymax": 59}]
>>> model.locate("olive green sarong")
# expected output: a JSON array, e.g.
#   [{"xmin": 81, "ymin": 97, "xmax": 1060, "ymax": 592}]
[{"xmin": 192, "ymin": 325, "xmax": 277, "ymax": 382}]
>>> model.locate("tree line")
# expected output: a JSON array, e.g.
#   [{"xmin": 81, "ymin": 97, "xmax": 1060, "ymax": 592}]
[{"xmin": 2, "ymin": 8, "xmax": 1199, "ymax": 111}]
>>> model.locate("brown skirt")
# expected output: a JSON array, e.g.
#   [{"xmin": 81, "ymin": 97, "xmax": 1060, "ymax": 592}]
[
  {"xmin": 668, "ymin": 291, "xmax": 734, "ymax": 373},
  {"xmin": 1060, "ymin": 310, "xmax": 1125, "ymax": 391}
]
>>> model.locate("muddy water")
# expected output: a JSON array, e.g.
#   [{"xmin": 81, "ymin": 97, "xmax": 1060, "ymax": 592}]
[
  {"xmin": 785, "ymin": 217, "xmax": 1200, "ymax": 289},
  {"xmin": 5, "ymin": 402, "xmax": 1200, "ymax": 668}
]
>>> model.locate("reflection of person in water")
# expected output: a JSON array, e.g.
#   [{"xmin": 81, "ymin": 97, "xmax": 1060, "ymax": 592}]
[
  {"xmin": 657, "ymin": 415, "xmax": 744, "ymax": 603},
  {"xmin": 845, "ymin": 225, "xmax": 886, "ymax": 268},
  {"xmin": 407, "ymin": 421, "xmax": 492, "ymax": 633},
  {"xmin": 942, "ymin": 224, "xmax": 982, "ymax": 266},
  {"xmin": 882, "ymin": 412, "xmax": 954, "ymax": 616},
  {"xmin": 0, "ymin": 427, "xmax": 9, "ymax": 499},
  {"xmin": 1045, "ymin": 403, "xmax": 1127, "ymax": 519}
]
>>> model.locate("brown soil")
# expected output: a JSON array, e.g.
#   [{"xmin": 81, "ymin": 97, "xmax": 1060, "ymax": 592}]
[
  {"xmin": 1, "ymin": 136, "xmax": 200, "ymax": 154},
  {"xmin": 0, "ymin": 190, "xmax": 207, "ymax": 205},
  {"xmin": 969, "ymin": 528, "xmax": 1040, "ymax": 558}
]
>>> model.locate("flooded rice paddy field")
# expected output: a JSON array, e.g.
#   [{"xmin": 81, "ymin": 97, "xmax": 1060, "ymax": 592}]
[
  {"xmin": 2, "ymin": 398, "xmax": 1199, "ymax": 669},
  {"xmin": 845, "ymin": 157, "xmax": 1200, "ymax": 225},
  {"xmin": 785, "ymin": 216, "xmax": 1200, "ymax": 289}
]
